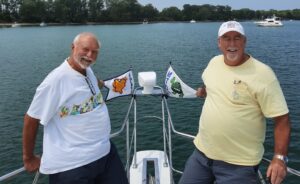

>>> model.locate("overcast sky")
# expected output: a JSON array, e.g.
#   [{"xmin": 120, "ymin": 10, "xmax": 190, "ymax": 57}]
[{"xmin": 138, "ymin": 0, "xmax": 298, "ymax": 11}]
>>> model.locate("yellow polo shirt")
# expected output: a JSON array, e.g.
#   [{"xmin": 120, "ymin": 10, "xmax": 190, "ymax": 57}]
[{"xmin": 194, "ymin": 55, "xmax": 288, "ymax": 166}]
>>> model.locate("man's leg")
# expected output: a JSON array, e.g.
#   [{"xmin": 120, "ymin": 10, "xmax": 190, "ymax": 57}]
[
  {"xmin": 179, "ymin": 149, "xmax": 215, "ymax": 184},
  {"xmin": 213, "ymin": 160, "xmax": 259, "ymax": 184},
  {"xmin": 49, "ymin": 162, "xmax": 99, "ymax": 184},
  {"xmin": 96, "ymin": 142, "xmax": 129, "ymax": 184}
]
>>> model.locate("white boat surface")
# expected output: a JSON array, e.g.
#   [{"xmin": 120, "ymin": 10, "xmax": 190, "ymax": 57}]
[
  {"xmin": 254, "ymin": 14, "xmax": 283, "ymax": 27},
  {"xmin": 142, "ymin": 19, "xmax": 148, "ymax": 24},
  {"xmin": 0, "ymin": 71, "xmax": 299, "ymax": 183},
  {"xmin": 190, "ymin": 19, "xmax": 196, "ymax": 23},
  {"xmin": 130, "ymin": 150, "xmax": 171, "ymax": 184},
  {"xmin": 11, "ymin": 22, "xmax": 21, "ymax": 28},
  {"xmin": 39, "ymin": 22, "xmax": 47, "ymax": 27}
]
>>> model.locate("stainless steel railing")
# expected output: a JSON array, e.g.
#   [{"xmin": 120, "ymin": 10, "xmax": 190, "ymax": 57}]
[
  {"xmin": 0, "ymin": 167, "xmax": 40, "ymax": 183},
  {"xmin": 1, "ymin": 86, "xmax": 299, "ymax": 183}
]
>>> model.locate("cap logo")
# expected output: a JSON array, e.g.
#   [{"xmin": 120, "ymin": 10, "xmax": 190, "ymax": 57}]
[
  {"xmin": 218, "ymin": 21, "xmax": 245, "ymax": 37},
  {"xmin": 227, "ymin": 22, "xmax": 236, "ymax": 28}
]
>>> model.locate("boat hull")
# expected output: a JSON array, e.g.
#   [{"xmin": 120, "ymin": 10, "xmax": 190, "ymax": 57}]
[{"xmin": 255, "ymin": 22, "xmax": 283, "ymax": 27}]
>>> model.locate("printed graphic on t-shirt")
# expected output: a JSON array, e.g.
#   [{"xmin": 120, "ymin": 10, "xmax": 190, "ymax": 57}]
[
  {"xmin": 232, "ymin": 79, "xmax": 252, "ymax": 104},
  {"xmin": 59, "ymin": 92, "xmax": 104, "ymax": 118}
]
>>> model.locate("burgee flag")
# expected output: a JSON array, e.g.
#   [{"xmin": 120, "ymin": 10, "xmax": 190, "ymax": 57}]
[
  {"xmin": 104, "ymin": 70, "xmax": 134, "ymax": 101},
  {"xmin": 165, "ymin": 66, "xmax": 196, "ymax": 98}
]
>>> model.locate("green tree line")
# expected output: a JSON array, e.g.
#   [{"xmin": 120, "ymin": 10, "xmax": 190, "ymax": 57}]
[{"xmin": 1, "ymin": 0, "xmax": 300, "ymax": 23}]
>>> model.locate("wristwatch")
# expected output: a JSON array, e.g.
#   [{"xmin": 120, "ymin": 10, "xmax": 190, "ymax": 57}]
[{"xmin": 274, "ymin": 154, "xmax": 289, "ymax": 164}]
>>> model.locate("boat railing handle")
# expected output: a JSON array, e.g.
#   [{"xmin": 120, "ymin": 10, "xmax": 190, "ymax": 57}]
[
  {"xmin": 262, "ymin": 158, "xmax": 300, "ymax": 177},
  {"xmin": 0, "ymin": 167, "xmax": 40, "ymax": 183},
  {"xmin": 0, "ymin": 166, "xmax": 25, "ymax": 181}
]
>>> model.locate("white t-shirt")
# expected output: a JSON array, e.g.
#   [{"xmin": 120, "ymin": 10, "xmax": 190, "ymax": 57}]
[{"xmin": 27, "ymin": 59, "xmax": 111, "ymax": 174}]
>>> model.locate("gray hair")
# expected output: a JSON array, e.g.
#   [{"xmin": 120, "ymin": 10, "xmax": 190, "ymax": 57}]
[{"xmin": 73, "ymin": 32, "xmax": 101, "ymax": 47}]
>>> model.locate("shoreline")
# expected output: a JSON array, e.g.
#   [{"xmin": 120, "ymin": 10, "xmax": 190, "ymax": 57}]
[
  {"xmin": 0, "ymin": 20, "xmax": 224, "ymax": 28},
  {"xmin": 0, "ymin": 22, "xmax": 149, "ymax": 28},
  {"xmin": 3, "ymin": 19, "xmax": 293, "ymax": 28}
]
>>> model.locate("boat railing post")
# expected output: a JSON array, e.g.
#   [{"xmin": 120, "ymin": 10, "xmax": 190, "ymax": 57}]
[
  {"xmin": 164, "ymin": 96, "xmax": 174, "ymax": 183},
  {"xmin": 32, "ymin": 171, "xmax": 40, "ymax": 184},
  {"xmin": 163, "ymin": 97, "xmax": 173, "ymax": 167},
  {"xmin": 126, "ymin": 114, "xmax": 130, "ymax": 177},
  {"xmin": 133, "ymin": 97, "xmax": 137, "ymax": 168},
  {"xmin": 162, "ymin": 95, "xmax": 168, "ymax": 167},
  {"xmin": 257, "ymin": 170, "xmax": 266, "ymax": 184}
]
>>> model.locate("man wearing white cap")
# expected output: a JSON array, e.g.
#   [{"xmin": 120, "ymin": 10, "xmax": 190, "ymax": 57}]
[{"xmin": 179, "ymin": 21, "xmax": 290, "ymax": 184}]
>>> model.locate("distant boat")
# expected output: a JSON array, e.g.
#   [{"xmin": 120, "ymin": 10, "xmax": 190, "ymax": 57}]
[
  {"xmin": 254, "ymin": 14, "xmax": 283, "ymax": 27},
  {"xmin": 11, "ymin": 22, "xmax": 20, "ymax": 28},
  {"xmin": 39, "ymin": 22, "xmax": 47, "ymax": 27},
  {"xmin": 142, "ymin": 19, "xmax": 148, "ymax": 24},
  {"xmin": 190, "ymin": 19, "xmax": 196, "ymax": 23}
]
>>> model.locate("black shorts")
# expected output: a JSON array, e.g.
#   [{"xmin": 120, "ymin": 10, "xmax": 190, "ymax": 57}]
[{"xmin": 49, "ymin": 142, "xmax": 128, "ymax": 184}]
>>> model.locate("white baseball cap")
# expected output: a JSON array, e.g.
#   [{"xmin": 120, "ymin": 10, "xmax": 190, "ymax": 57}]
[{"xmin": 218, "ymin": 21, "xmax": 245, "ymax": 37}]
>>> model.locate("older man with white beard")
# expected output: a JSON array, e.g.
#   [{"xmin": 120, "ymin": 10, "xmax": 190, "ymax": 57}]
[
  {"xmin": 23, "ymin": 32, "xmax": 128, "ymax": 184},
  {"xmin": 180, "ymin": 21, "xmax": 290, "ymax": 184}
]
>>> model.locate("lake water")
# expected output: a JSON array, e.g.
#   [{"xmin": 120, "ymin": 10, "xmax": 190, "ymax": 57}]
[{"xmin": 0, "ymin": 21, "xmax": 299, "ymax": 183}]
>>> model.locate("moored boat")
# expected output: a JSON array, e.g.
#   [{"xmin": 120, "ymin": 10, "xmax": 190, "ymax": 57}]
[
  {"xmin": 11, "ymin": 22, "xmax": 21, "ymax": 28},
  {"xmin": 39, "ymin": 22, "xmax": 47, "ymax": 27},
  {"xmin": 254, "ymin": 14, "xmax": 283, "ymax": 27},
  {"xmin": 142, "ymin": 19, "xmax": 149, "ymax": 24}
]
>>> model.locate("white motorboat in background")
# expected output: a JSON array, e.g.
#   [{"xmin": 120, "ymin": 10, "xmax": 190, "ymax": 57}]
[
  {"xmin": 11, "ymin": 22, "xmax": 21, "ymax": 28},
  {"xmin": 142, "ymin": 19, "xmax": 149, "ymax": 24},
  {"xmin": 254, "ymin": 14, "xmax": 283, "ymax": 27},
  {"xmin": 190, "ymin": 19, "xmax": 196, "ymax": 23},
  {"xmin": 39, "ymin": 22, "xmax": 47, "ymax": 27}
]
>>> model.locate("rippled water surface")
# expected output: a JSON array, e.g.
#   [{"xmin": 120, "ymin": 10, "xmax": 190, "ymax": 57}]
[{"xmin": 0, "ymin": 21, "xmax": 299, "ymax": 183}]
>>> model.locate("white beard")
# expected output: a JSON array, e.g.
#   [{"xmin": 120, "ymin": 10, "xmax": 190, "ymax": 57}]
[
  {"xmin": 74, "ymin": 55, "xmax": 95, "ymax": 69},
  {"xmin": 225, "ymin": 52, "xmax": 239, "ymax": 63}
]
